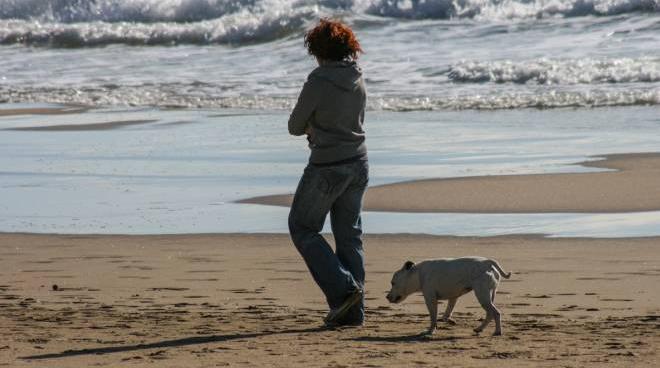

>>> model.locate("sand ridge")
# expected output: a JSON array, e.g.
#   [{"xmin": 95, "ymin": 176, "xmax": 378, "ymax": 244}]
[
  {"xmin": 1, "ymin": 233, "xmax": 658, "ymax": 367},
  {"xmin": 3, "ymin": 119, "xmax": 158, "ymax": 131},
  {"xmin": 239, "ymin": 153, "xmax": 660, "ymax": 213}
]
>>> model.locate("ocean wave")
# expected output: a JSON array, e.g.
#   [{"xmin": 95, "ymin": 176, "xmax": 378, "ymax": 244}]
[
  {"xmin": 2, "ymin": 83, "xmax": 658, "ymax": 111},
  {"xmin": 0, "ymin": 0, "xmax": 323, "ymax": 46},
  {"xmin": 0, "ymin": 9, "xmax": 311, "ymax": 47},
  {"xmin": 0, "ymin": 0, "xmax": 269, "ymax": 23},
  {"xmin": 362, "ymin": 0, "xmax": 659, "ymax": 20},
  {"xmin": 372, "ymin": 89, "xmax": 660, "ymax": 110},
  {"xmin": 452, "ymin": 0, "xmax": 659, "ymax": 21},
  {"xmin": 1, "ymin": 0, "xmax": 658, "ymax": 23},
  {"xmin": 0, "ymin": 0, "xmax": 658, "ymax": 47},
  {"xmin": 447, "ymin": 57, "xmax": 660, "ymax": 85}
]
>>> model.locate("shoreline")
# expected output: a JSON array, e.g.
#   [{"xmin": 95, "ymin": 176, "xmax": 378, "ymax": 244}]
[
  {"xmin": 3, "ymin": 231, "xmax": 660, "ymax": 240},
  {"xmin": 239, "ymin": 152, "xmax": 660, "ymax": 213}
]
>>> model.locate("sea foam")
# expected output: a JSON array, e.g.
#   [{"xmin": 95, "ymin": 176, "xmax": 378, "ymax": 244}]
[
  {"xmin": 0, "ymin": 0, "xmax": 658, "ymax": 46},
  {"xmin": 2, "ymin": 83, "xmax": 658, "ymax": 110},
  {"xmin": 448, "ymin": 57, "xmax": 660, "ymax": 85}
]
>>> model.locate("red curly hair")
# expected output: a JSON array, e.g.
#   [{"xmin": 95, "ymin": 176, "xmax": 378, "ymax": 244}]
[{"xmin": 304, "ymin": 19, "xmax": 363, "ymax": 61}]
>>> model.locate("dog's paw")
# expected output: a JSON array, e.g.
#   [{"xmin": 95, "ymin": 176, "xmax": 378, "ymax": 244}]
[
  {"xmin": 473, "ymin": 327, "xmax": 483, "ymax": 335},
  {"xmin": 493, "ymin": 330, "xmax": 502, "ymax": 336}
]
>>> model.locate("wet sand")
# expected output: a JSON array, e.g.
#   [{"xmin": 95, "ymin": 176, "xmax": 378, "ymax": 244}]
[
  {"xmin": 3, "ymin": 119, "xmax": 158, "ymax": 131},
  {"xmin": 240, "ymin": 153, "xmax": 660, "ymax": 213},
  {"xmin": 0, "ymin": 106, "xmax": 88, "ymax": 117},
  {"xmin": 1, "ymin": 233, "xmax": 658, "ymax": 367}
]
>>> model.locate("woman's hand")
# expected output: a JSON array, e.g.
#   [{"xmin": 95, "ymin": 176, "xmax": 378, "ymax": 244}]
[{"xmin": 305, "ymin": 125, "xmax": 316, "ymax": 146}]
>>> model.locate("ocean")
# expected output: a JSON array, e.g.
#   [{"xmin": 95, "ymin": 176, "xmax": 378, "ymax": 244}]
[
  {"xmin": 0, "ymin": 0, "xmax": 659, "ymax": 236},
  {"xmin": 1, "ymin": 0, "xmax": 659, "ymax": 110}
]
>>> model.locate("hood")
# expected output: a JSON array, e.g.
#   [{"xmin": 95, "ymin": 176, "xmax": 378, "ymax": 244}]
[{"xmin": 309, "ymin": 60, "xmax": 362, "ymax": 91}]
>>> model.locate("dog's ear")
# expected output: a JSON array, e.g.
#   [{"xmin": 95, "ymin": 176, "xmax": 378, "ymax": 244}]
[{"xmin": 403, "ymin": 261, "xmax": 415, "ymax": 270}]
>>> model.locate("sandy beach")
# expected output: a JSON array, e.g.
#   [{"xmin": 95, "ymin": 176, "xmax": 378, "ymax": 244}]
[
  {"xmin": 1, "ymin": 233, "xmax": 658, "ymax": 367},
  {"xmin": 240, "ymin": 153, "xmax": 660, "ymax": 213},
  {"xmin": 1, "ymin": 149, "xmax": 660, "ymax": 367}
]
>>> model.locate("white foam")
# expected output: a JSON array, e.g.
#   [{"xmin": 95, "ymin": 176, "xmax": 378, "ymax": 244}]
[
  {"xmin": 359, "ymin": 0, "xmax": 660, "ymax": 19},
  {"xmin": 2, "ymin": 83, "xmax": 659, "ymax": 110},
  {"xmin": 0, "ymin": 0, "xmax": 658, "ymax": 25},
  {"xmin": 0, "ymin": 0, "xmax": 271, "ymax": 23},
  {"xmin": 369, "ymin": 89, "xmax": 660, "ymax": 110},
  {"xmin": 0, "ymin": 2, "xmax": 315, "ymax": 46},
  {"xmin": 0, "ymin": 0, "xmax": 658, "ymax": 46},
  {"xmin": 448, "ymin": 57, "xmax": 660, "ymax": 84}
]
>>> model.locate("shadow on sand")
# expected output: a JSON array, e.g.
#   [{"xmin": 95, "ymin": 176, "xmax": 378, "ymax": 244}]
[
  {"xmin": 21, "ymin": 326, "xmax": 327, "ymax": 360},
  {"xmin": 351, "ymin": 333, "xmax": 465, "ymax": 343}
]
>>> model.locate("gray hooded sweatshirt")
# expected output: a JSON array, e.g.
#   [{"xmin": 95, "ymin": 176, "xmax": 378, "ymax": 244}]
[{"xmin": 288, "ymin": 60, "xmax": 367, "ymax": 164}]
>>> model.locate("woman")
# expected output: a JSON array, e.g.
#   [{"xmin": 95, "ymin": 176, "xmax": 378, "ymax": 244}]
[{"xmin": 288, "ymin": 19, "xmax": 368, "ymax": 327}]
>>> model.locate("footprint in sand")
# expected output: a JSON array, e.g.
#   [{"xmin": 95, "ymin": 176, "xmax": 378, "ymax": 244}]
[
  {"xmin": 555, "ymin": 305, "xmax": 579, "ymax": 311},
  {"xmin": 276, "ymin": 269, "xmax": 308, "ymax": 274},
  {"xmin": 608, "ymin": 271, "xmax": 660, "ymax": 276},
  {"xmin": 119, "ymin": 265, "xmax": 155, "ymax": 271},
  {"xmin": 523, "ymin": 294, "xmax": 552, "ymax": 299},
  {"xmin": 224, "ymin": 287, "xmax": 266, "ymax": 294},
  {"xmin": 185, "ymin": 270, "xmax": 226, "ymax": 273},
  {"xmin": 179, "ymin": 256, "xmax": 225, "ymax": 264},
  {"xmin": 472, "ymin": 351, "xmax": 533, "ymax": 359},
  {"xmin": 175, "ymin": 278, "xmax": 219, "ymax": 282},
  {"xmin": 511, "ymin": 312, "xmax": 562, "ymax": 317},
  {"xmin": 21, "ymin": 269, "xmax": 64, "ymax": 273},
  {"xmin": 148, "ymin": 287, "xmax": 190, "ymax": 291}
]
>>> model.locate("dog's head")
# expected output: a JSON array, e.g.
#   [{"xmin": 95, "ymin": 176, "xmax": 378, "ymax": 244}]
[{"xmin": 386, "ymin": 260, "xmax": 417, "ymax": 303}]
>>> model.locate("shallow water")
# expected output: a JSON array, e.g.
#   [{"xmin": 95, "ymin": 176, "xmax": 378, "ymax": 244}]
[{"xmin": 1, "ymin": 104, "xmax": 659, "ymax": 237}]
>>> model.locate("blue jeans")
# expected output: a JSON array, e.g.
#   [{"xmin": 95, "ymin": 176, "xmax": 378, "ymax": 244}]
[{"xmin": 288, "ymin": 159, "xmax": 369, "ymax": 323}]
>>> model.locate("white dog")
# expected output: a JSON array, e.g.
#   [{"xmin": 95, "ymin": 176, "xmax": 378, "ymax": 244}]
[{"xmin": 386, "ymin": 257, "xmax": 511, "ymax": 336}]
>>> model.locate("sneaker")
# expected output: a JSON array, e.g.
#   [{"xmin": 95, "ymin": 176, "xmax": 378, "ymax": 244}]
[
  {"xmin": 324, "ymin": 288, "xmax": 364, "ymax": 326},
  {"xmin": 324, "ymin": 318, "xmax": 364, "ymax": 328}
]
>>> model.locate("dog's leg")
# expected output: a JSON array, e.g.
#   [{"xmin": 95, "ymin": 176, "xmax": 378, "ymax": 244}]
[
  {"xmin": 440, "ymin": 298, "xmax": 457, "ymax": 325},
  {"xmin": 491, "ymin": 273, "xmax": 500, "ymax": 303},
  {"xmin": 472, "ymin": 274, "xmax": 502, "ymax": 336},
  {"xmin": 489, "ymin": 277, "xmax": 502, "ymax": 335},
  {"xmin": 422, "ymin": 289, "xmax": 438, "ymax": 335},
  {"xmin": 473, "ymin": 293, "xmax": 493, "ymax": 334},
  {"xmin": 492, "ymin": 306, "xmax": 502, "ymax": 336}
]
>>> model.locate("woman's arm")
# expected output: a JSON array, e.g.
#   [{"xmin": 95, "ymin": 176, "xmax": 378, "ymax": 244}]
[{"xmin": 288, "ymin": 78, "xmax": 322, "ymax": 136}]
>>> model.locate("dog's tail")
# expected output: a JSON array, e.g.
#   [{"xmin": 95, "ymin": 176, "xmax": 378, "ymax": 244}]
[{"xmin": 488, "ymin": 259, "xmax": 511, "ymax": 279}]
